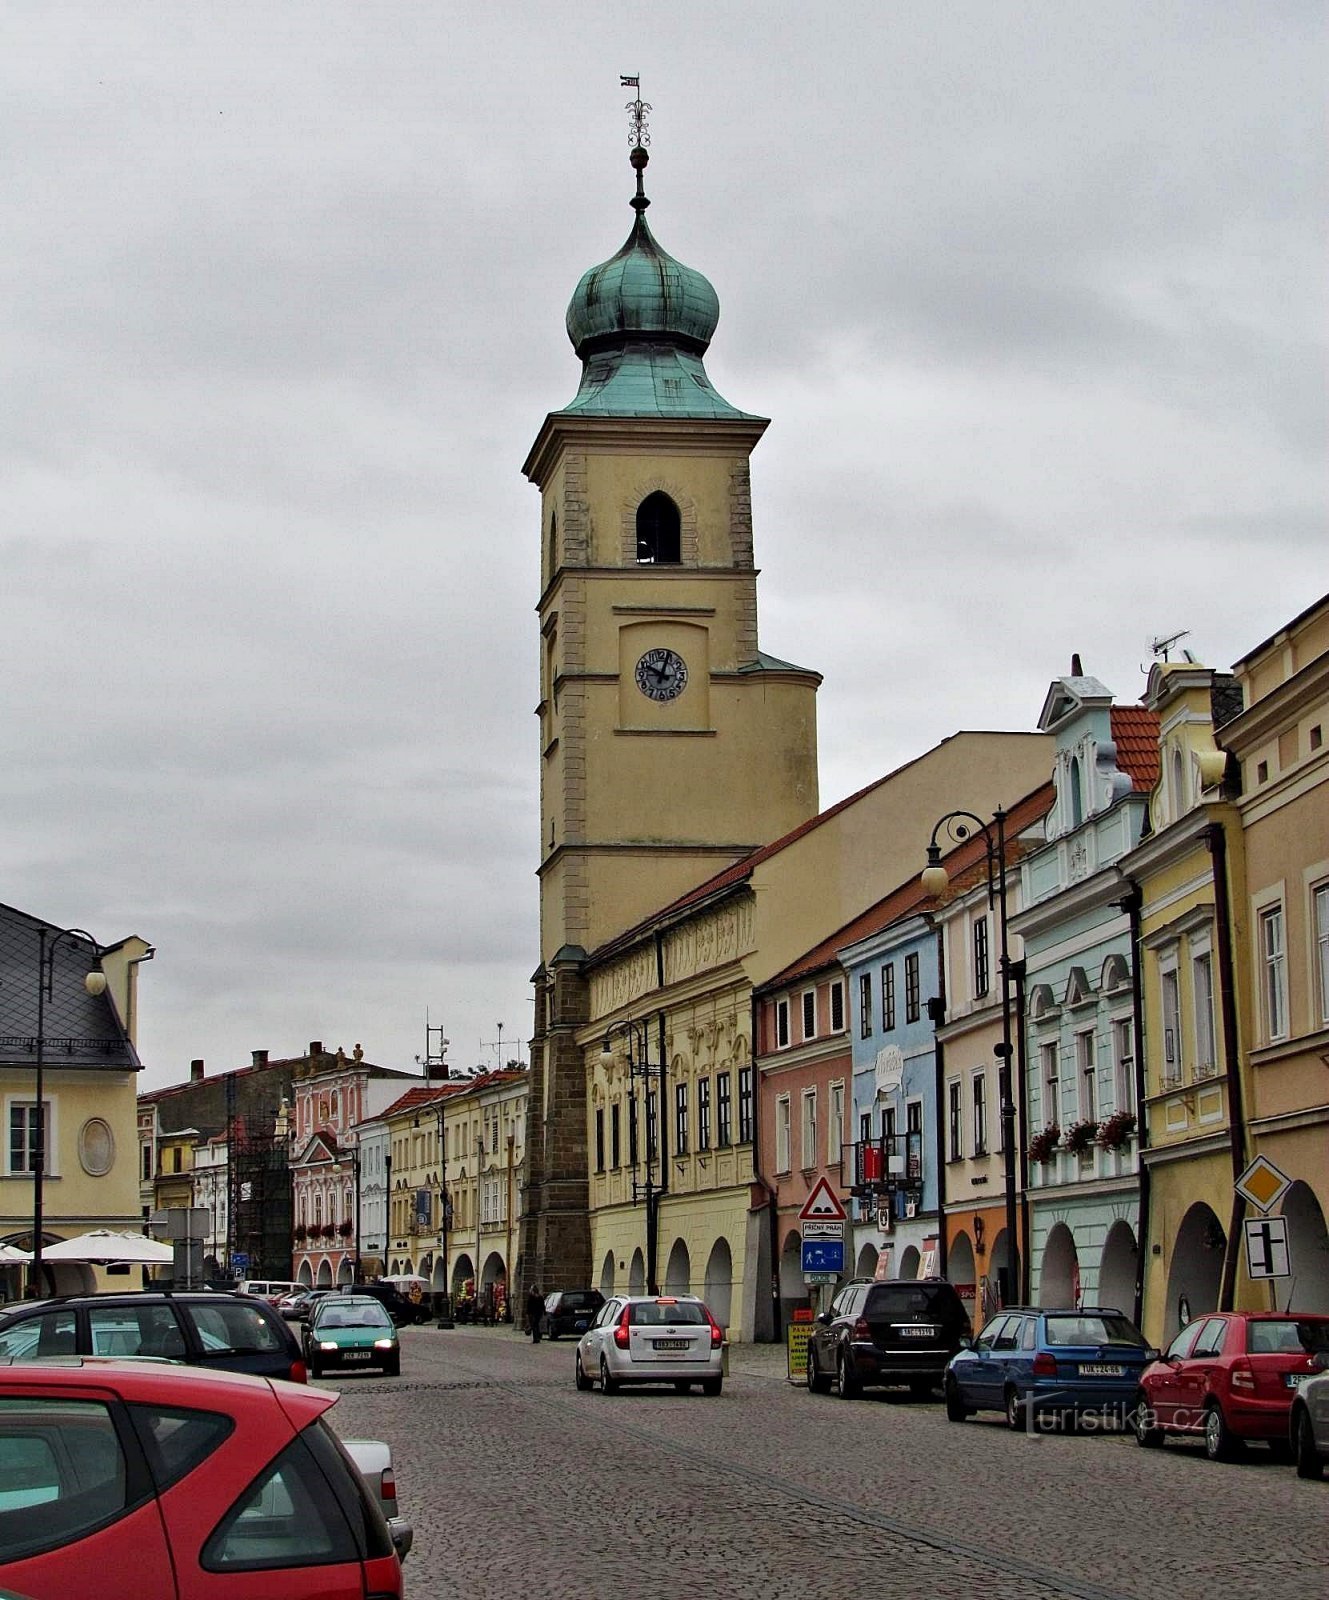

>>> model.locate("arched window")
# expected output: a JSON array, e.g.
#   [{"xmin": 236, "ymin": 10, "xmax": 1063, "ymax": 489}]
[
  {"xmin": 1069, "ymin": 756, "xmax": 1084, "ymax": 828},
  {"xmin": 548, "ymin": 511, "xmax": 558, "ymax": 575},
  {"xmin": 1171, "ymin": 746, "xmax": 1187, "ymax": 817},
  {"xmin": 636, "ymin": 492, "xmax": 681, "ymax": 564}
]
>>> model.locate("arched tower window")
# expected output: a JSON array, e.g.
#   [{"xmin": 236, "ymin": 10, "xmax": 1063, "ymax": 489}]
[
  {"xmin": 1171, "ymin": 746, "xmax": 1187, "ymax": 817},
  {"xmin": 548, "ymin": 511, "xmax": 558, "ymax": 576},
  {"xmin": 636, "ymin": 492, "xmax": 681, "ymax": 564},
  {"xmin": 1069, "ymin": 756, "xmax": 1084, "ymax": 828}
]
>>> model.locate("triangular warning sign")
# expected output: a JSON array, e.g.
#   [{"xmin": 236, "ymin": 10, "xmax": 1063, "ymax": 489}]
[{"xmin": 798, "ymin": 1175, "xmax": 847, "ymax": 1223}]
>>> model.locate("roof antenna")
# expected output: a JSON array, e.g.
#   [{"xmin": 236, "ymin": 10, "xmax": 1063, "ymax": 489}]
[
  {"xmin": 1151, "ymin": 629, "xmax": 1190, "ymax": 663},
  {"xmin": 621, "ymin": 74, "xmax": 651, "ymax": 212}
]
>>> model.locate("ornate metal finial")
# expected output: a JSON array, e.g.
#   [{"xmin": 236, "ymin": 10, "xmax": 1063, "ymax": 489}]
[{"xmin": 621, "ymin": 75, "xmax": 650, "ymax": 147}]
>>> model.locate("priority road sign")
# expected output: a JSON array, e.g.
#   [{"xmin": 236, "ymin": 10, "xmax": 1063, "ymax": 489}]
[
  {"xmin": 1235, "ymin": 1155, "xmax": 1292, "ymax": 1214},
  {"xmin": 1244, "ymin": 1216, "xmax": 1292, "ymax": 1280},
  {"xmin": 798, "ymin": 1176, "xmax": 848, "ymax": 1224}
]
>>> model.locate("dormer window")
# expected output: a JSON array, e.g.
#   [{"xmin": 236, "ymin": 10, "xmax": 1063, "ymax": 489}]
[
  {"xmin": 636, "ymin": 491, "xmax": 681, "ymax": 564},
  {"xmin": 1069, "ymin": 755, "xmax": 1085, "ymax": 828}
]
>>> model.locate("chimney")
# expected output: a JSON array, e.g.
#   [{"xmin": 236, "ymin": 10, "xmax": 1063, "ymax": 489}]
[
  {"xmin": 252, "ymin": 1049, "xmax": 269, "ymax": 1068},
  {"xmin": 309, "ymin": 1041, "xmax": 323, "ymax": 1058},
  {"xmin": 190, "ymin": 1059, "xmax": 205, "ymax": 1083}
]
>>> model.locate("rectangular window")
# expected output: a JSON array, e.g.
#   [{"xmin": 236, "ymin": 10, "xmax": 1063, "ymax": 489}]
[
  {"xmin": 737, "ymin": 1067, "xmax": 753, "ymax": 1143},
  {"xmin": 947, "ymin": 1080, "xmax": 963, "ymax": 1161},
  {"xmin": 859, "ymin": 973, "xmax": 873, "ymax": 1038},
  {"xmin": 697, "ymin": 1078, "xmax": 712, "ymax": 1152},
  {"xmin": 881, "ymin": 964, "xmax": 896, "ymax": 1030},
  {"xmin": 628, "ymin": 1095, "xmax": 639, "ymax": 1167},
  {"xmin": 141, "ymin": 1142, "xmax": 153, "ymax": 1182},
  {"xmin": 830, "ymin": 981, "xmax": 845, "ymax": 1032},
  {"xmin": 972, "ymin": 1072, "xmax": 988, "ymax": 1156},
  {"xmin": 775, "ymin": 1095, "xmax": 791, "ymax": 1173},
  {"xmin": 881, "ymin": 1103, "xmax": 897, "ymax": 1146},
  {"xmin": 646, "ymin": 1090, "xmax": 658, "ymax": 1161},
  {"xmin": 802, "ymin": 991, "xmax": 816, "ymax": 1040},
  {"xmin": 610, "ymin": 1102, "xmax": 621, "ymax": 1169},
  {"xmin": 1193, "ymin": 952, "xmax": 1216, "ymax": 1078},
  {"xmin": 1316, "ymin": 884, "xmax": 1329, "ymax": 1026},
  {"xmin": 675, "ymin": 1082, "xmax": 689, "ymax": 1155},
  {"xmin": 905, "ymin": 953, "xmax": 921, "ymax": 1023},
  {"xmin": 1260, "ymin": 904, "xmax": 1288, "ymax": 1040},
  {"xmin": 906, "ymin": 1100, "xmax": 923, "ymax": 1179},
  {"xmin": 1041, "ymin": 1041, "xmax": 1059, "ymax": 1125},
  {"xmin": 973, "ymin": 915, "xmax": 990, "ymax": 998},
  {"xmin": 716, "ymin": 1072, "xmax": 732, "ymax": 1146},
  {"xmin": 595, "ymin": 1108, "xmax": 605, "ymax": 1173},
  {"xmin": 1161, "ymin": 968, "xmax": 1183, "ymax": 1084},
  {"xmin": 1077, "ymin": 1030, "xmax": 1097, "ymax": 1121},
  {"xmin": 775, "ymin": 999, "xmax": 790, "ymax": 1049},
  {"xmin": 828, "ymin": 1082, "xmax": 845, "ymax": 1166},
  {"xmin": 859, "ymin": 1111, "xmax": 872, "ymax": 1145},
  {"xmin": 1113, "ymin": 1018, "xmax": 1135, "ymax": 1113},
  {"xmin": 800, "ymin": 1089, "xmax": 817, "ymax": 1169},
  {"xmin": 8, "ymin": 1104, "xmax": 43, "ymax": 1176}
]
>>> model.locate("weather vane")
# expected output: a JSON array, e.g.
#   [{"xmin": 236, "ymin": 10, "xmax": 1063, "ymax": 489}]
[{"xmin": 621, "ymin": 75, "xmax": 650, "ymax": 148}]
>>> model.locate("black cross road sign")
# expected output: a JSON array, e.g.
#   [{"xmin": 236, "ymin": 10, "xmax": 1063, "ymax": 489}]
[{"xmin": 1243, "ymin": 1215, "xmax": 1292, "ymax": 1280}]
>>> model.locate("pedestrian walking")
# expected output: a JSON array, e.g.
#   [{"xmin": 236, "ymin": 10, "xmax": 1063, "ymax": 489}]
[{"xmin": 526, "ymin": 1285, "xmax": 544, "ymax": 1343}]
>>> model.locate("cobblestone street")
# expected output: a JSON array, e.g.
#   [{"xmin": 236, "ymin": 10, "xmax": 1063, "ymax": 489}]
[{"xmin": 325, "ymin": 1325, "xmax": 1325, "ymax": 1600}]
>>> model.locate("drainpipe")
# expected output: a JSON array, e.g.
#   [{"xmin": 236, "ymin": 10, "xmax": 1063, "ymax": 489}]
[
  {"xmin": 1207, "ymin": 822, "xmax": 1248, "ymax": 1311},
  {"xmin": 928, "ymin": 923, "xmax": 949, "ymax": 1282},
  {"xmin": 1115, "ymin": 882, "xmax": 1151, "ymax": 1330},
  {"xmin": 750, "ymin": 989, "xmax": 781, "ymax": 1342},
  {"xmin": 1011, "ymin": 958, "xmax": 1031, "ymax": 1303}
]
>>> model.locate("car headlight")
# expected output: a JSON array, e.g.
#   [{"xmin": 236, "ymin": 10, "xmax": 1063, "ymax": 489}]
[
  {"xmin": 374, "ymin": 1338, "xmax": 396, "ymax": 1350},
  {"xmin": 319, "ymin": 1340, "xmax": 338, "ymax": 1351}
]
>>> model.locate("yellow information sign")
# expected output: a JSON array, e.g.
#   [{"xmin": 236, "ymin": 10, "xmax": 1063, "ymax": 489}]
[{"xmin": 786, "ymin": 1323, "xmax": 811, "ymax": 1382}]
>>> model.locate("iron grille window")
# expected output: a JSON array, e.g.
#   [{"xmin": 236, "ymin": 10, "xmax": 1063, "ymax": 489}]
[
  {"xmin": 905, "ymin": 953, "xmax": 921, "ymax": 1023},
  {"xmin": 737, "ymin": 1067, "xmax": 753, "ymax": 1144},
  {"xmin": 716, "ymin": 1072, "xmax": 732, "ymax": 1146}
]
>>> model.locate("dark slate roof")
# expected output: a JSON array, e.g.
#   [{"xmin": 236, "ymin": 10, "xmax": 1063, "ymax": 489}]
[{"xmin": 0, "ymin": 903, "xmax": 139, "ymax": 1071}]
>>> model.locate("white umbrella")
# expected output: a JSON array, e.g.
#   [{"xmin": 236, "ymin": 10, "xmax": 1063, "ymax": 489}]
[
  {"xmin": 40, "ymin": 1230, "xmax": 174, "ymax": 1264},
  {"xmin": 0, "ymin": 1243, "xmax": 31, "ymax": 1264},
  {"xmin": 381, "ymin": 1274, "xmax": 430, "ymax": 1287}
]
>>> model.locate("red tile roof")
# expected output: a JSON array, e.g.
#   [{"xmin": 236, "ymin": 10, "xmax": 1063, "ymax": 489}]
[
  {"xmin": 1111, "ymin": 706, "xmax": 1161, "ymax": 790},
  {"xmin": 378, "ymin": 1086, "xmax": 457, "ymax": 1121}
]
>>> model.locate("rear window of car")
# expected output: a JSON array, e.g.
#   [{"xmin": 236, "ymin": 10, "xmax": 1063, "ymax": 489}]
[
  {"xmin": 0, "ymin": 1310, "xmax": 75, "ymax": 1361},
  {"xmin": 129, "ymin": 1404, "xmax": 234, "ymax": 1490},
  {"xmin": 631, "ymin": 1302, "xmax": 707, "ymax": 1326},
  {"xmin": 867, "ymin": 1284, "xmax": 960, "ymax": 1318},
  {"xmin": 202, "ymin": 1430, "xmax": 360, "ymax": 1572},
  {"xmin": 1044, "ymin": 1314, "xmax": 1147, "ymax": 1347},
  {"xmin": 1248, "ymin": 1319, "xmax": 1329, "ymax": 1355},
  {"xmin": 189, "ymin": 1302, "xmax": 285, "ymax": 1354},
  {"xmin": 88, "ymin": 1303, "xmax": 187, "ymax": 1359}
]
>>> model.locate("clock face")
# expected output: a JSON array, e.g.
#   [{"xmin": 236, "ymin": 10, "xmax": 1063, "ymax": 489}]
[{"xmin": 635, "ymin": 647, "xmax": 688, "ymax": 702}]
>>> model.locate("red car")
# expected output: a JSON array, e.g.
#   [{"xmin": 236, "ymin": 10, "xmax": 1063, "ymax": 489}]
[
  {"xmin": 1133, "ymin": 1310, "xmax": 1329, "ymax": 1461},
  {"xmin": 0, "ymin": 1358, "xmax": 404, "ymax": 1599}
]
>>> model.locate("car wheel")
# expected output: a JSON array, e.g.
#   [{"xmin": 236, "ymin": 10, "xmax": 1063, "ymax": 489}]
[
  {"xmin": 599, "ymin": 1356, "xmax": 618, "ymax": 1395},
  {"xmin": 944, "ymin": 1377, "xmax": 969, "ymax": 1423},
  {"xmin": 308, "ymin": 1361, "xmax": 321, "ymax": 1381},
  {"xmin": 1204, "ymin": 1401, "xmax": 1239, "ymax": 1462},
  {"xmin": 383, "ymin": 1358, "xmax": 401, "ymax": 1378},
  {"xmin": 1005, "ymin": 1387, "xmax": 1028, "ymax": 1433},
  {"xmin": 701, "ymin": 1376, "xmax": 722, "ymax": 1397},
  {"xmin": 1293, "ymin": 1406, "xmax": 1323, "ymax": 1479},
  {"xmin": 837, "ymin": 1349, "xmax": 860, "ymax": 1400},
  {"xmin": 574, "ymin": 1352, "xmax": 593, "ymax": 1391},
  {"xmin": 806, "ymin": 1346, "xmax": 832, "ymax": 1395},
  {"xmin": 1132, "ymin": 1393, "xmax": 1164, "ymax": 1448}
]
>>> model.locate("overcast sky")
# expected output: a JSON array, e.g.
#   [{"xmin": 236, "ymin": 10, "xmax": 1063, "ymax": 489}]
[{"xmin": 4, "ymin": 3, "xmax": 1323, "ymax": 1091}]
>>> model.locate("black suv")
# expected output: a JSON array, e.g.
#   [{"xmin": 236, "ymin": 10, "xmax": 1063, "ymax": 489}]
[
  {"xmin": 543, "ymin": 1289, "xmax": 605, "ymax": 1339},
  {"xmin": 806, "ymin": 1278, "xmax": 972, "ymax": 1399},
  {"xmin": 347, "ymin": 1282, "xmax": 418, "ymax": 1326},
  {"xmin": 0, "ymin": 1290, "xmax": 307, "ymax": 1383}
]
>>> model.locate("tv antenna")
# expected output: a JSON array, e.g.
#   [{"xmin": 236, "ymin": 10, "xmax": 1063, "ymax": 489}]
[
  {"xmin": 415, "ymin": 1011, "xmax": 450, "ymax": 1079},
  {"xmin": 1150, "ymin": 629, "xmax": 1190, "ymax": 663}
]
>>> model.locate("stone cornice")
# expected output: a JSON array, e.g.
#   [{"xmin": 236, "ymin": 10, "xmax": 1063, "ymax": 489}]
[{"xmin": 524, "ymin": 413, "xmax": 769, "ymax": 485}]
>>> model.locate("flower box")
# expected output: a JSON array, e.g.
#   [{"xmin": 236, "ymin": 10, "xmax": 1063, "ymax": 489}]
[
  {"xmin": 1027, "ymin": 1124, "xmax": 1061, "ymax": 1164},
  {"xmin": 1064, "ymin": 1119, "xmax": 1099, "ymax": 1156},
  {"xmin": 1096, "ymin": 1111, "xmax": 1137, "ymax": 1151}
]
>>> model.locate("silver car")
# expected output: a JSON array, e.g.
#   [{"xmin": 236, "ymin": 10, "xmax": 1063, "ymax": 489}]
[
  {"xmin": 1290, "ymin": 1366, "xmax": 1329, "ymax": 1478},
  {"xmin": 574, "ymin": 1294, "xmax": 725, "ymax": 1396}
]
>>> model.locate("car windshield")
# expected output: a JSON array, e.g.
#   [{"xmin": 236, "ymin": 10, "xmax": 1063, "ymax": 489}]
[
  {"xmin": 316, "ymin": 1303, "xmax": 392, "ymax": 1330},
  {"xmin": 631, "ymin": 1302, "xmax": 706, "ymax": 1326},
  {"xmin": 1044, "ymin": 1315, "xmax": 1146, "ymax": 1348},
  {"xmin": 1248, "ymin": 1319, "xmax": 1329, "ymax": 1354}
]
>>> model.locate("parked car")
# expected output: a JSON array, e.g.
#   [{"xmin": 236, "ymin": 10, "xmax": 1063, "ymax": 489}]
[
  {"xmin": 807, "ymin": 1278, "xmax": 972, "ymax": 1399},
  {"xmin": 277, "ymin": 1287, "xmax": 334, "ymax": 1321},
  {"xmin": 0, "ymin": 1357, "xmax": 405, "ymax": 1598},
  {"xmin": 346, "ymin": 1282, "xmax": 415, "ymax": 1326},
  {"xmin": 1134, "ymin": 1310, "xmax": 1329, "ymax": 1460},
  {"xmin": 305, "ymin": 1295, "xmax": 401, "ymax": 1379},
  {"xmin": 235, "ymin": 1278, "xmax": 301, "ymax": 1306},
  {"xmin": 1289, "ymin": 1367, "xmax": 1329, "ymax": 1479},
  {"xmin": 544, "ymin": 1289, "xmax": 605, "ymax": 1339},
  {"xmin": 944, "ymin": 1306, "xmax": 1154, "ymax": 1429},
  {"xmin": 341, "ymin": 1439, "xmax": 414, "ymax": 1559},
  {"xmin": 0, "ymin": 1291, "xmax": 306, "ymax": 1385},
  {"xmin": 575, "ymin": 1294, "xmax": 725, "ymax": 1395}
]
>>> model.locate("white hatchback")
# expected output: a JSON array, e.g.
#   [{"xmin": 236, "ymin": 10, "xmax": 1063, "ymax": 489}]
[{"xmin": 575, "ymin": 1294, "xmax": 726, "ymax": 1396}]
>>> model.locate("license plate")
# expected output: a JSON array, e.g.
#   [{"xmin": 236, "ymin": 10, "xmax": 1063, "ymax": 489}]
[
  {"xmin": 653, "ymin": 1339, "xmax": 690, "ymax": 1352},
  {"xmin": 343, "ymin": 1350, "xmax": 373, "ymax": 1361},
  {"xmin": 1286, "ymin": 1372, "xmax": 1313, "ymax": 1389},
  {"xmin": 1079, "ymin": 1363, "xmax": 1125, "ymax": 1377},
  {"xmin": 899, "ymin": 1327, "xmax": 935, "ymax": 1339}
]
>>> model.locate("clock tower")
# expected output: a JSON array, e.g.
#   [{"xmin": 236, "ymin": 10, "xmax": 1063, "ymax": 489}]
[{"xmin": 519, "ymin": 114, "xmax": 820, "ymax": 1292}]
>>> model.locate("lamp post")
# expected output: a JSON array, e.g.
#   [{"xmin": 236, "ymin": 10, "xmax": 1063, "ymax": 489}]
[
  {"xmin": 599, "ymin": 1017, "xmax": 668, "ymax": 1294},
  {"xmin": 920, "ymin": 807, "xmax": 1020, "ymax": 1309},
  {"xmin": 28, "ymin": 925, "xmax": 107, "ymax": 1299}
]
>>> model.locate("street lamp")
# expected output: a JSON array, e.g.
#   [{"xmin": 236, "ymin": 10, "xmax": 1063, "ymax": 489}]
[
  {"xmin": 29, "ymin": 925, "xmax": 106, "ymax": 1298},
  {"xmin": 921, "ymin": 807, "xmax": 1020, "ymax": 1308},
  {"xmin": 599, "ymin": 1017, "xmax": 668, "ymax": 1294}
]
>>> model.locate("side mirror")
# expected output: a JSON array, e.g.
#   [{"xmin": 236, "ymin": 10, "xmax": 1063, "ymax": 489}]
[
  {"xmin": 1144, "ymin": 1347, "xmax": 1161, "ymax": 1363},
  {"xmin": 957, "ymin": 1336, "xmax": 973, "ymax": 1351},
  {"xmin": 815, "ymin": 1310, "xmax": 832, "ymax": 1326}
]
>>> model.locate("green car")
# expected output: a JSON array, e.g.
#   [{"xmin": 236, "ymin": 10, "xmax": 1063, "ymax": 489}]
[{"xmin": 304, "ymin": 1294, "xmax": 401, "ymax": 1379}]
